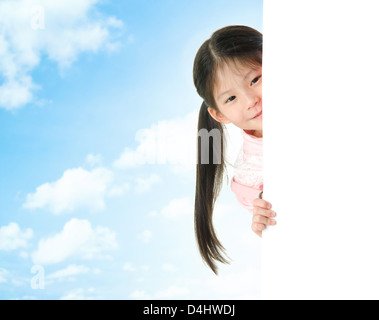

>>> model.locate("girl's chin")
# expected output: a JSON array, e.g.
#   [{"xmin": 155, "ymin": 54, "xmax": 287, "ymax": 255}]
[{"xmin": 246, "ymin": 126, "xmax": 262, "ymax": 131}]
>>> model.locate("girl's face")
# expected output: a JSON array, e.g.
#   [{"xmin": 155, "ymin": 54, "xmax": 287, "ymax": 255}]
[{"xmin": 208, "ymin": 62, "xmax": 262, "ymax": 132}]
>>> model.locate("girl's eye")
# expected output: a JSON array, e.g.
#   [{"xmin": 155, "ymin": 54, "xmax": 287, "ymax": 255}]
[
  {"xmin": 225, "ymin": 96, "xmax": 236, "ymax": 103},
  {"xmin": 251, "ymin": 76, "xmax": 261, "ymax": 86}
]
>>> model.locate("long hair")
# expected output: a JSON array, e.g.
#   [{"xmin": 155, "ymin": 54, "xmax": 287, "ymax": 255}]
[{"xmin": 193, "ymin": 25, "xmax": 262, "ymax": 274}]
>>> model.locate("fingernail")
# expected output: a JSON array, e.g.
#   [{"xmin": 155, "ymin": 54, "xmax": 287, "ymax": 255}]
[
  {"xmin": 267, "ymin": 203, "xmax": 272, "ymax": 209},
  {"xmin": 271, "ymin": 211, "xmax": 276, "ymax": 217},
  {"xmin": 270, "ymin": 219, "xmax": 276, "ymax": 225}
]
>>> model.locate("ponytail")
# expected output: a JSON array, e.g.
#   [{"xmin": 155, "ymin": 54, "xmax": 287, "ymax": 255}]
[{"xmin": 194, "ymin": 101, "xmax": 230, "ymax": 274}]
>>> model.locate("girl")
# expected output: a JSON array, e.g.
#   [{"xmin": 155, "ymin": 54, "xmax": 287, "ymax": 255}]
[{"xmin": 193, "ymin": 25, "xmax": 277, "ymax": 274}]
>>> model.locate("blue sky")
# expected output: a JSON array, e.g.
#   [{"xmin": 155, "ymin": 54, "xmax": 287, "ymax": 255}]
[{"xmin": 0, "ymin": 0, "xmax": 263, "ymax": 299}]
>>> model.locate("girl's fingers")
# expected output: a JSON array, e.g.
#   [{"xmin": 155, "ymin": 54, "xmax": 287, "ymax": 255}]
[
  {"xmin": 252, "ymin": 222, "xmax": 265, "ymax": 235},
  {"xmin": 252, "ymin": 228, "xmax": 262, "ymax": 238},
  {"xmin": 253, "ymin": 198, "xmax": 272, "ymax": 209},
  {"xmin": 254, "ymin": 214, "xmax": 276, "ymax": 226},
  {"xmin": 252, "ymin": 206, "xmax": 276, "ymax": 218},
  {"xmin": 250, "ymin": 199, "xmax": 277, "ymax": 237}
]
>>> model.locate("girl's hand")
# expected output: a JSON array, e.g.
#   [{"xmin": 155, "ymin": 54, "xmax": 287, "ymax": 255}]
[{"xmin": 250, "ymin": 197, "xmax": 277, "ymax": 238}]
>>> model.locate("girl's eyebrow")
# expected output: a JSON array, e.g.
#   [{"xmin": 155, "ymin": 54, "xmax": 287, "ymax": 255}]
[
  {"xmin": 217, "ymin": 69, "xmax": 257, "ymax": 101},
  {"xmin": 243, "ymin": 68, "xmax": 256, "ymax": 81},
  {"xmin": 217, "ymin": 89, "xmax": 233, "ymax": 101}
]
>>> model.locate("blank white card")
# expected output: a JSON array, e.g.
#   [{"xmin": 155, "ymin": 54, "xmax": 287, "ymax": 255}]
[{"xmin": 262, "ymin": 0, "xmax": 379, "ymax": 299}]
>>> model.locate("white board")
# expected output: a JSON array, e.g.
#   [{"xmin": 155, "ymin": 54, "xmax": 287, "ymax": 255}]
[{"xmin": 262, "ymin": 0, "xmax": 379, "ymax": 299}]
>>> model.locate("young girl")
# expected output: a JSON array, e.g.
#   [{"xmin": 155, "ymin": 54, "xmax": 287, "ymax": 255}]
[{"xmin": 193, "ymin": 25, "xmax": 277, "ymax": 274}]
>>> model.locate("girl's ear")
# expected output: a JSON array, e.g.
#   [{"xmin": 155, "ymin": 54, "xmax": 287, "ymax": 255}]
[{"xmin": 207, "ymin": 107, "xmax": 231, "ymax": 124}]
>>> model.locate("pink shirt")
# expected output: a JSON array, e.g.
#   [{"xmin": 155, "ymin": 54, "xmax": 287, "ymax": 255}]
[{"xmin": 230, "ymin": 129, "xmax": 263, "ymax": 210}]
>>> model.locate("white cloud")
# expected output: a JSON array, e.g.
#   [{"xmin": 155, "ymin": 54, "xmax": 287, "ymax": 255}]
[
  {"xmin": 122, "ymin": 262, "xmax": 150, "ymax": 272},
  {"xmin": 205, "ymin": 267, "xmax": 260, "ymax": 299},
  {"xmin": 122, "ymin": 262, "xmax": 137, "ymax": 272},
  {"xmin": 161, "ymin": 263, "xmax": 176, "ymax": 272},
  {"xmin": 129, "ymin": 290, "xmax": 151, "ymax": 300},
  {"xmin": 107, "ymin": 183, "xmax": 130, "ymax": 197},
  {"xmin": 23, "ymin": 167, "xmax": 114, "ymax": 214},
  {"xmin": 148, "ymin": 210, "xmax": 158, "ymax": 217},
  {"xmin": 0, "ymin": 268, "xmax": 9, "ymax": 283},
  {"xmin": 93, "ymin": 269, "xmax": 101, "ymax": 275},
  {"xmin": 85, "ymin": 154, "xmax": 103, "ymax": 167},
  {"xmin": 20, "ymin": 251, "xmax": 29, "ymax": 259},
  {"xmin": 0, "ymin": 0, "xmax": 124, "ymax": 110},
  {"xmin": 160, "ymin": 197, "xmax": 193, "ymax": 220},
  {"xmin": 129, "ymin": 286, "xmax": 190, "ymax": 300},
  {"xmin": 113, "ymin": 111, "xmax": 198, "ymax": 174},
  {"xmin": 126, "ymin": 267, "xmax": 259, "ymax": 300},
  {"xmin": 0, "ymin": 222, "xmax": 33, "ymax": 251},
  {"xmin": 112, "ymin": 110, "xmax": 243, "ymax": 177},
  {"xmin": 155, "ymin": 285, "xmax": 190, "ymax": 299},
  {"xmin": 19, "ymin": 296, "xmax": 37, "ymax": 300},
  {"xmin": 46, "ymin": 265, "xmax": 90, "ymax": 281},
  {"xmin": 138, "ymin": 230, "xmax": 152, "ymax": 244},
  {"xmin": 32, "ymin": 218, "xmax": 118, "ymax": 265},
  {"xmin": 123, "ymin": 263, "xmax": 150, "ymax": 272},
  {"xmin": 60, "ymin": 288, "xmax": 96, "ymax": 300},
  {"xmin": 135, "ymin": 174, "xmax": 161, "ymax": 193},
  {"xmin": 0, "ymin": 76, "xmax": 34, "ymax": 110}
]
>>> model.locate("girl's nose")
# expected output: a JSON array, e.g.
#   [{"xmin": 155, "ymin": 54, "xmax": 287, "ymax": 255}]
[{"xmin": 245, "ymin": 93, "xmax": 259, "ymax": 110}]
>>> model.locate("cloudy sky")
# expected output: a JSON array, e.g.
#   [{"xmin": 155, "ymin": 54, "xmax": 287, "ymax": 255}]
[{"xmin": 0, "ymin": 0, "xmax": 263, "ymax": 299}]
